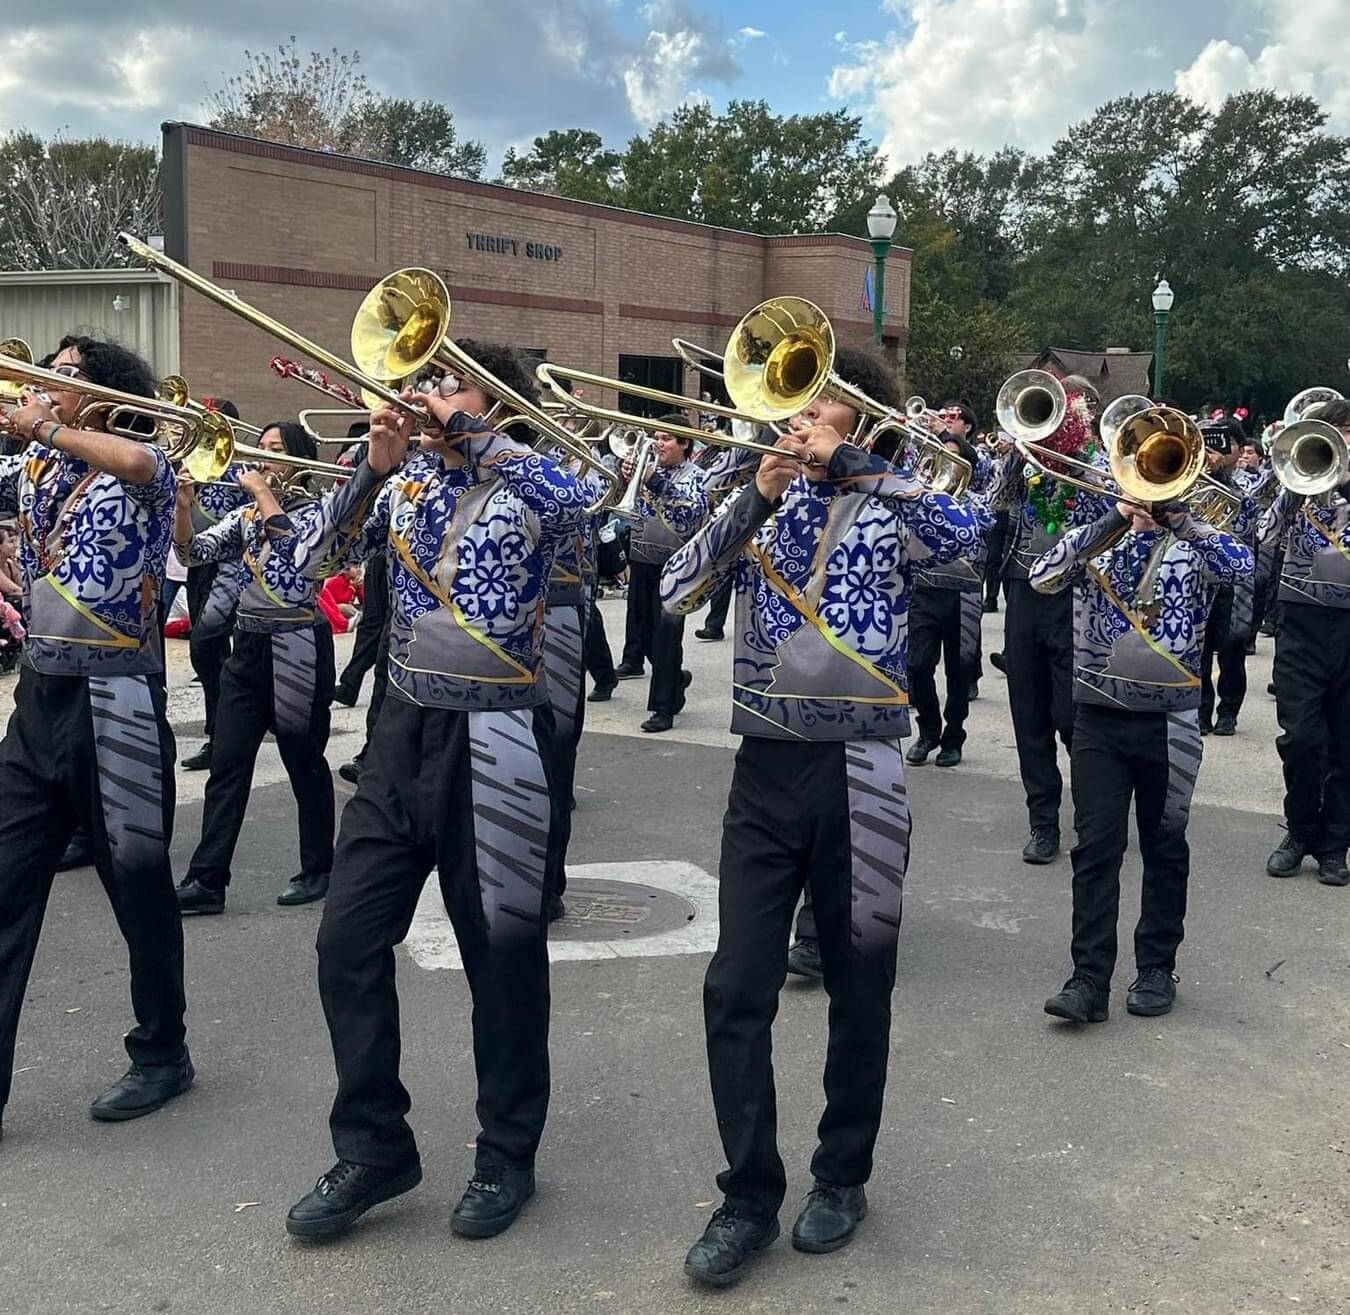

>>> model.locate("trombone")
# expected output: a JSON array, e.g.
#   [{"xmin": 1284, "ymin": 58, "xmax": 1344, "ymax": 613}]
[
  {"xmin": 1269, "ymin": 418, "xmax": 1348, "ymax": 498},
  {"xmin": 158, "ymin": 373, "xmax": 266, "ymax": 439},
  {"xmin": 0, "ymin": 338, "xmax": 33, "ymax": 404}
]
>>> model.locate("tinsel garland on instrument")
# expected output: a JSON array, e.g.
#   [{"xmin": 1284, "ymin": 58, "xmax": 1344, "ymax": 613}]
[{"xmin": 1025, "ymin": 390, "xmax": 1099, "ymax": 534}]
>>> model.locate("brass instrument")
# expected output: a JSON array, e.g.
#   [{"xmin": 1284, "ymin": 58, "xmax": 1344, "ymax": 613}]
[
  {"xmin": 995, "ymin": 370, "xmax": 1067, "ymax": 444},
  {"xmin": 1099, "ymin": 394, "xmax": 1153, "ymax": 454},
  {"xmin": 607, "ymin": 427, "xmax": 658, "ymax": 524},
  {"xmin": 347, "ymin": 268, "xmax": 620, "ymax": 506},
  {"xmin": 158, "ymin": 373, "xmax": 266, "ymax": 439},
  {"xmin": 1284, "ymin": 386, "xmax": 1343, "ymax": 426},
  {"xmin": 0, "ymin": 338, "xmax": 33, "ymax": 403},
  {"xmin": 1270, "ymin": 418, "xmax": 1349, "ymax": 498}
]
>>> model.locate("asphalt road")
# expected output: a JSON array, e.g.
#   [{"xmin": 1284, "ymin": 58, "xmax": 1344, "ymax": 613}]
[{"xmin": 1, "ymin": 601, "xmax": 1348, "ymax": 1315}]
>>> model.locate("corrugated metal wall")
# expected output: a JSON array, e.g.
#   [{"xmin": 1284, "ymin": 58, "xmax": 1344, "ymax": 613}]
[{"xmin": 0, "ymin": 271, "xmax": 179, "ymax": 375}]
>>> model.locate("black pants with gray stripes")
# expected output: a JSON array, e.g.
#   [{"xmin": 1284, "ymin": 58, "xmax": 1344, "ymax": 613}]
[
  {"xmin": 185, "ymin": 625, "xmax": 335, "ymax": 890},
  {"xmin": 1068, "ymin": 704, "xmax": 1201, "ymax": 989},
  {"xmin": 316, "ymin": 697, "xmax": 557, "ymax": 1172},
  {"xmin": 705, "ymin": 736, "xmax": 909, "ymax": 1221},
  {"xmin": 0, "ymin": 667, "xmax": 187, "ymax": 1107}
]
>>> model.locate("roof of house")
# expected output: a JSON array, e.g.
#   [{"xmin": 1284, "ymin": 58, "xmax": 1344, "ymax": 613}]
[{"xmin": 1013, "ymin": 347, "xmax": 1154, "ymax": 403}]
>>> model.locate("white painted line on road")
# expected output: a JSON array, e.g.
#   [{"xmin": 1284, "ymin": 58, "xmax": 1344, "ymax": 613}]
[{"xmin": 404, "ymin": 860, "xmax": 721, "ymax": 971}]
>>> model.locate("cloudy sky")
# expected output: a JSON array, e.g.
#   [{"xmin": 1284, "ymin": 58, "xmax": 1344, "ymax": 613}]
[{"xmin": 3, "ymin": 0, "xmax": 1347, "ymax": 172}]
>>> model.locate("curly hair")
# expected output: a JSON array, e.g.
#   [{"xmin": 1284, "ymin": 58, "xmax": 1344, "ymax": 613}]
[
  {"xmin": 832, "ymin": 345, "xmax": 901, "ymax": 414},
  {"xmin": 454, "ymin": 339, "xmax": 539, "ymax": 407},
  {"xmin": 55, "ymin": 334, "xmax": 156, "ymax": 400}
]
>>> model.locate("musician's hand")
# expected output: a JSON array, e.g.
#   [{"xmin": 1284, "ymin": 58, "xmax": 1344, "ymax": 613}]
[
  {"xmin": 620, "ymin": 458, "xmax": 635, "ymax": 483},
  {"xmin": 925, "ymin": 412, "xmax": 945, "ymax": 434},
  {"xmin": 175, "ymin": 471, "xmax": 196, "ymax": 508},
  {"xmin": 755, "ymin": 435, "xmax": 807, "ymax": 501},
  {"xmin": 1117, "ymin": 499, "xmax": 1158, "ymax": 530},
  {"xmin": 792, "ymin": 424, "xmax": 845, "ymax": 479},
  {"xmin": 3, "ymin": 392, "xmax": 57, "ymax": 440},
  {"xmin": 367, "ymin": 404, "xmax": 412, "ymax": 476},
  {"xmin": 237, "ymin": 469, "xmax": 272, "ymax": 499}
]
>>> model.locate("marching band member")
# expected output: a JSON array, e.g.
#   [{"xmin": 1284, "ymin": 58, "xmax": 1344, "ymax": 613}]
[
  {"xmin": 613, "ymin": 420, "xmax": 709, "ymax": 733},
  {"xmin": 182, "ymin": 399, "xmax": 245, "ymax": 773},
  {"xmin": 906, "ymin": 402, "xmax": 992, "ymax": 768},
  {"xmin": 283, "ymin": 344, "xmax": 586, "ymax": 1242},
  {"xmin": 992, "ymin": 377, "xmax": 1110, "ymax": 863},
  {"xmin": 661, "ymin": 349, "xmax": 980, "ymax": 1285},
  {"xmin": 172, "ymin": 422, "xmax": 338, "ymax": 915},
  {"xmin": 1032, "ymin": 494, "xmax": 1253, "ymax": 1023},
  {"xmin": 1196, "ymin": 419, "xmax": 1260, "ymax": 736},
  {"xmin": 0, "ymin": 335, "xmax": 192, "ymax": 1135},
  {"xmin": 1259, "ymin": 399, "xmax": 1350, "ymax": 887}
]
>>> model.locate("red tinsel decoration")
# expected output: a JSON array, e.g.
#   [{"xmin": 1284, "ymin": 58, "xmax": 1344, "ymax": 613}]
[{"xmin": 1040, "ymin": 390, "xmax": 1096, "ymax": 458}]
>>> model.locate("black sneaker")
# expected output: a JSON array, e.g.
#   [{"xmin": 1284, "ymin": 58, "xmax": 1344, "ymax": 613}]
[
  {"xmin": 56, "ymin": 834, "xmax": 94, "ymax": 872},
  {"xmin": 544, "ymin": 894, "xmax": 566, "ymax": 922},
  {"xmin": 935, "ymin": 745, "xmax": 962, "ymax": 768},
  {"xmin": 1126, "ymin": 967, "xmax": 1178, "ymax": 1016},
  {"xmin": 1266, "ymin": 834, "xmax": 1308, "ymax": 878},
  {"xmin": 982, "ymin": 597, "xmax": 999, "ymax": 614},
  {"xmin": 338, "ymin": 759, "xmax": 361, "ymax": 785},
  {"xmin": 181, "ymin": 743, "xmax": 213, "ymax": 772},
  {"xmin": 905, "ymin": 737, "xmax": 938, "ymax": 766},
  {"xmin": 785, "ymin": 938, "xmax": 823, "ymax": 980},
  {"xmin": 989, "ymin": 651, "xmax": 1007, "ymax": 674},
  {"xmin": 1213, "ymin": 714, "xmax": 1237, "ymax": 737},
  {"xmin": 695, "ymin": 627, "xmax": 724, "ymax": 641},
  {"xmin": 1316, "ymin": 852, "xmax": 1349, "ymax": 887},
  {"xmin": 1267, "ymin": 680, "xmax": 1276, "ymax": 696},
  {"xmin": 641, "ymin": 712, "xmax": 673, "ymax": 733},
  {"xmin": 1199, "ymin": 718, "xmax": 1213, "ymax": 737},
  {"xmin": 177, "ymin": 877, "xmax": 225, "ymax": 916},
  {"xmin": 285, "ymin": 1159, "xmax": 423, "ymax": 1238},
  {"xmin": 1022, "ymin": 827, "xmax": 1060, "ymax": 865},
  {"xmin": 791, "ymin": 1182, "xmax": 867, "ymax": 1254},
  {"xmin": 614, "ymin": 663, "xmax": 644, "ymax": 680},
  {"xmin": 968, "ymin": 681, "xmax": 980, "ymax": 701},
  {"xmin": 450, "ymin": 1165, "xmax": 535, "ymax": 1238},
  {"xmin": 684, "ymin": 1205, "xmax": 779, "ymax": 1288},
  {"xmin": 277, "ymin": 873, "xmax": 329, "ymax": 906},
  {"xmin": 1044, "ymin": 975, "xmax": 1109, "ymax": 1023},
  {"xmin": 90, "ymin": 1057, "xmax": 194, "ymax": 1121},
  {"xmin": 587, "ymin": 681, "xmax": 616, "ymax": 703},
  {"xmin": 331, "ymin": 686, "xmax": 358, "ymax": 708}
]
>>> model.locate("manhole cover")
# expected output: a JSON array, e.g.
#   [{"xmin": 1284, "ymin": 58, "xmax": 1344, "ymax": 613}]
[{"xmin": 551, "ymin": 878, "xmax": 697, "ymax": 941}]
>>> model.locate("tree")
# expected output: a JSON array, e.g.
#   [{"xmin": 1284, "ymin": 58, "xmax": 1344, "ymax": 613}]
[
  {"xmin": 906, "ymin": 299, "xmax": 1029, "ymax": 426},
  {"xmin": 500, "ymin": 129, "xmax": 621, "ymax": 201},
  {"xmin": 205, "ymin": 38, "xmax": 485, "ymax": 177},
  {"xmin": 0, "ymin": 132, "xmax": 161, "ymax": 270}
]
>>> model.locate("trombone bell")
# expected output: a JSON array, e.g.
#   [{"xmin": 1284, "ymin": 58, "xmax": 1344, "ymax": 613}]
[
  {"xmin": 724, "ymin": 297, "xmax": 834, "ymax": 421},
  {"xmin": 1271, "ymin": 418, "xmax": 1349, "ymax": 497},
  {"xmin": 995, "ymin": 370, "xmax": 1067, "ymax": 444}
]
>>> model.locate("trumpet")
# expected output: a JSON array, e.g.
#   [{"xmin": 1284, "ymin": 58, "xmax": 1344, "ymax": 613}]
[
  {"xmin": 607, "ymin": 427, "xmax": 658, "ymax": 524},
  {"xmin": 1270, "ymin": 418, "xmax": 1349, "ymax": 498}
]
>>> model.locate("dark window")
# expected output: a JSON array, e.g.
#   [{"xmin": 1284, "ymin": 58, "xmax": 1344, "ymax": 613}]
[{"xmin": 618, "ymin": 354, "xmax": 683, "ymax": 419}]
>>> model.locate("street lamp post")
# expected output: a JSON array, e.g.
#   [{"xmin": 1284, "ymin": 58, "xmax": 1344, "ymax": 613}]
[
  {"xmin": 1152, "ymin": 277, "xmax": 1175, "ymax": 399},
  {"xmin": 867, "ymin": 194, "xmax": 898, "ymax": 347}
]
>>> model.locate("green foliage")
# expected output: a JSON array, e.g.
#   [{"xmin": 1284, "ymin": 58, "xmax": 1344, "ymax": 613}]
[
  {"xmin": 500, "ymin": 130, "xmax": 621, "ymax": 202},
  {"xmin": 205, "ymin": 37, "xmax": 485, "ymax": 178}
]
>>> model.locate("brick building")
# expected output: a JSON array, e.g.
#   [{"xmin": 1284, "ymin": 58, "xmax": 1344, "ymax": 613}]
[{"xmin": 162, "ymin": 122, "xmax": 912, "ymax": 425}]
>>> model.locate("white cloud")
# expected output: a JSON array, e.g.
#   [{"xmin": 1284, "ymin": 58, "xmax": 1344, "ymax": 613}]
[
  {"xmin": 739, "ymin": 26, "xmax": 766, "ymax": 39},
  {"xmin": 828, "ymin": 0, "xmax": 1350, "ymax": 168},
  {"xmin": 621, "ymin": 1, "xmax": 740, "ymax": 128}
]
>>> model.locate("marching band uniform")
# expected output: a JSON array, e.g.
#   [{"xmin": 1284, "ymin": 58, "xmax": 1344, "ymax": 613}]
[
  {"xmin": 617, "ymin": 450, "xmax": 709, "ymax": 732},
  {"xmin": 0, "ymin": 434, "xmax": 190, "ymax": 1130},
  {"xmin": 663, "ymin": 441, "xmax": 979, "ymax": 1279},
  {"xmin": 1259, "ymin": 471, "xmax": 1350, "ymax": 885},
  {"xmin": 175, "ymin": 484, "xmax": 338, "ymax": 913},
  {"xmin": 285, "ymin": 414, "xmax": 585, "ymax": 1240},
  {"xmin": 1033, "ymin": 504, "xmax": 1253, "ymax": 1021}
]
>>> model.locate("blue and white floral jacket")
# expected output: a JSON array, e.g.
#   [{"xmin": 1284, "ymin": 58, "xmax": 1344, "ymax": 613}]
[
  {"xmin": 1258, "ymin": 488, "xmax": 1350, "ymax": 610},
  {"xmin": 1031, "ymin": 507, "xmax": 1254, "ymax": 712},
  {"xmin": 660, "ymin": 444, "xmax": 980, "ymax": 741},
  {"xmin": 295, "ymin": 423, "xmax": 586, "ymax": 710},
  {"xmin": 627, "ymin": 459, "xmax": 709, "ymax": 566},
  {"xmin": 0, "ymin": 443, "xmax": 174, "ymax": 675}
]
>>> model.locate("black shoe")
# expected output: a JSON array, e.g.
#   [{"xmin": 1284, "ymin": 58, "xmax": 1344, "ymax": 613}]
[
  {"xmin": 982, "ymin": 597, "xmax": 999, "ymax": 614},
  {"xmin": 286, "ymin": 1159, "xmax": 423, "ymax": 1239},
  {"xmin": 641, "ymin": 712, "xmax": 673, "ymax": 733},
  {"xmin": 785, "ymin": 938, "xmax": 823, "ymax": 980},
  {"xmin": 791, "ymin": 1182, "xmax": 867, "ymax": 1254},
  {"xmin": 695, "ymin": 627, "xmax": 724, "ymax": 641},
  {"xmin": 1199, "ymin": 718, "xmax": 1213, "ymax": 736},
  {"xmin": 1266, "ymin": 834, "xmax": 1309, "ymax": 878},
  {"xmin": 90, "ymin": 1058, "xmax": 194, "ymax": 1122},
  {"xmin": 968, "ymin": 681, "xmax": 980, "ymax": 701},
  {"xmin": 1022, "ymin": 827, "xmax": 1060, "ymax": 865},
  {"xmin": 684, "ymin": 1205, "xmax": 779, "ymax": 1288},
  {"xmin": 181, "ymin": 743, "xmax": 212, "ymax": 772},
  {"xmin": 614, "ymin": 663, "xmax": 644, "ymax": 680},
  {"xmin": 1316, "ymin": 852, "xmax": 1349, "ymax": 887},
  {"xmin": 989, "ymin": 651, "xmax": 1007, "ymax": 674},
  {"xmin": 176, "ymin": 877, "xmax": 225, "ymax": 916},
  {"xmin": 56, "ymin": 835, "xmax": 94, "ymax": 872},
  {"xmin": 1126, "ymin": 967, "xmax": 1177, "ymax": 1016},
  {"xmin": 587, "ymin": 681, "xmax": 616, "ymax": 703},
  {"xmin": 935, "ymin": 745, "xmax": 962, "ymax": 768},
  {"xmin": 1267, "ymin": 680, "xmax": 1276, "ymax": 696},
  {"xmin": 1043, "ymin": 975, "xmax": 1109, "ymax": 1023},
  {"xmin": 450, "ymin": 1165, "xmax": 535, "ymax": 1239},
  {"xmin": 331, "ymin": 686, "xmax": 358, "ymax": 708},
  {"xmin": 338, "ymin": 759, "xmax": 361, "ymax": 785},
  {"xmin": 544, "ymin": 894, "xmax": 566, "ymax": 922},
  {"xmin": 277, "ymin": 873, "xmax": 329, "ymax": 906},
  {"xmin": 1213, "ymin": 714, "xmax": 1237, "ymax": 736},
  {"xmin": 905, "ymin": 737, "xmax": 938, "ymax": 766}
]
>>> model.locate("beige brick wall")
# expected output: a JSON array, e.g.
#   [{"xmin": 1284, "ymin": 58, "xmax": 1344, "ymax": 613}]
[{"xmin": 173, "ymin": 127, "xmax": 911, "ymax": 427}]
